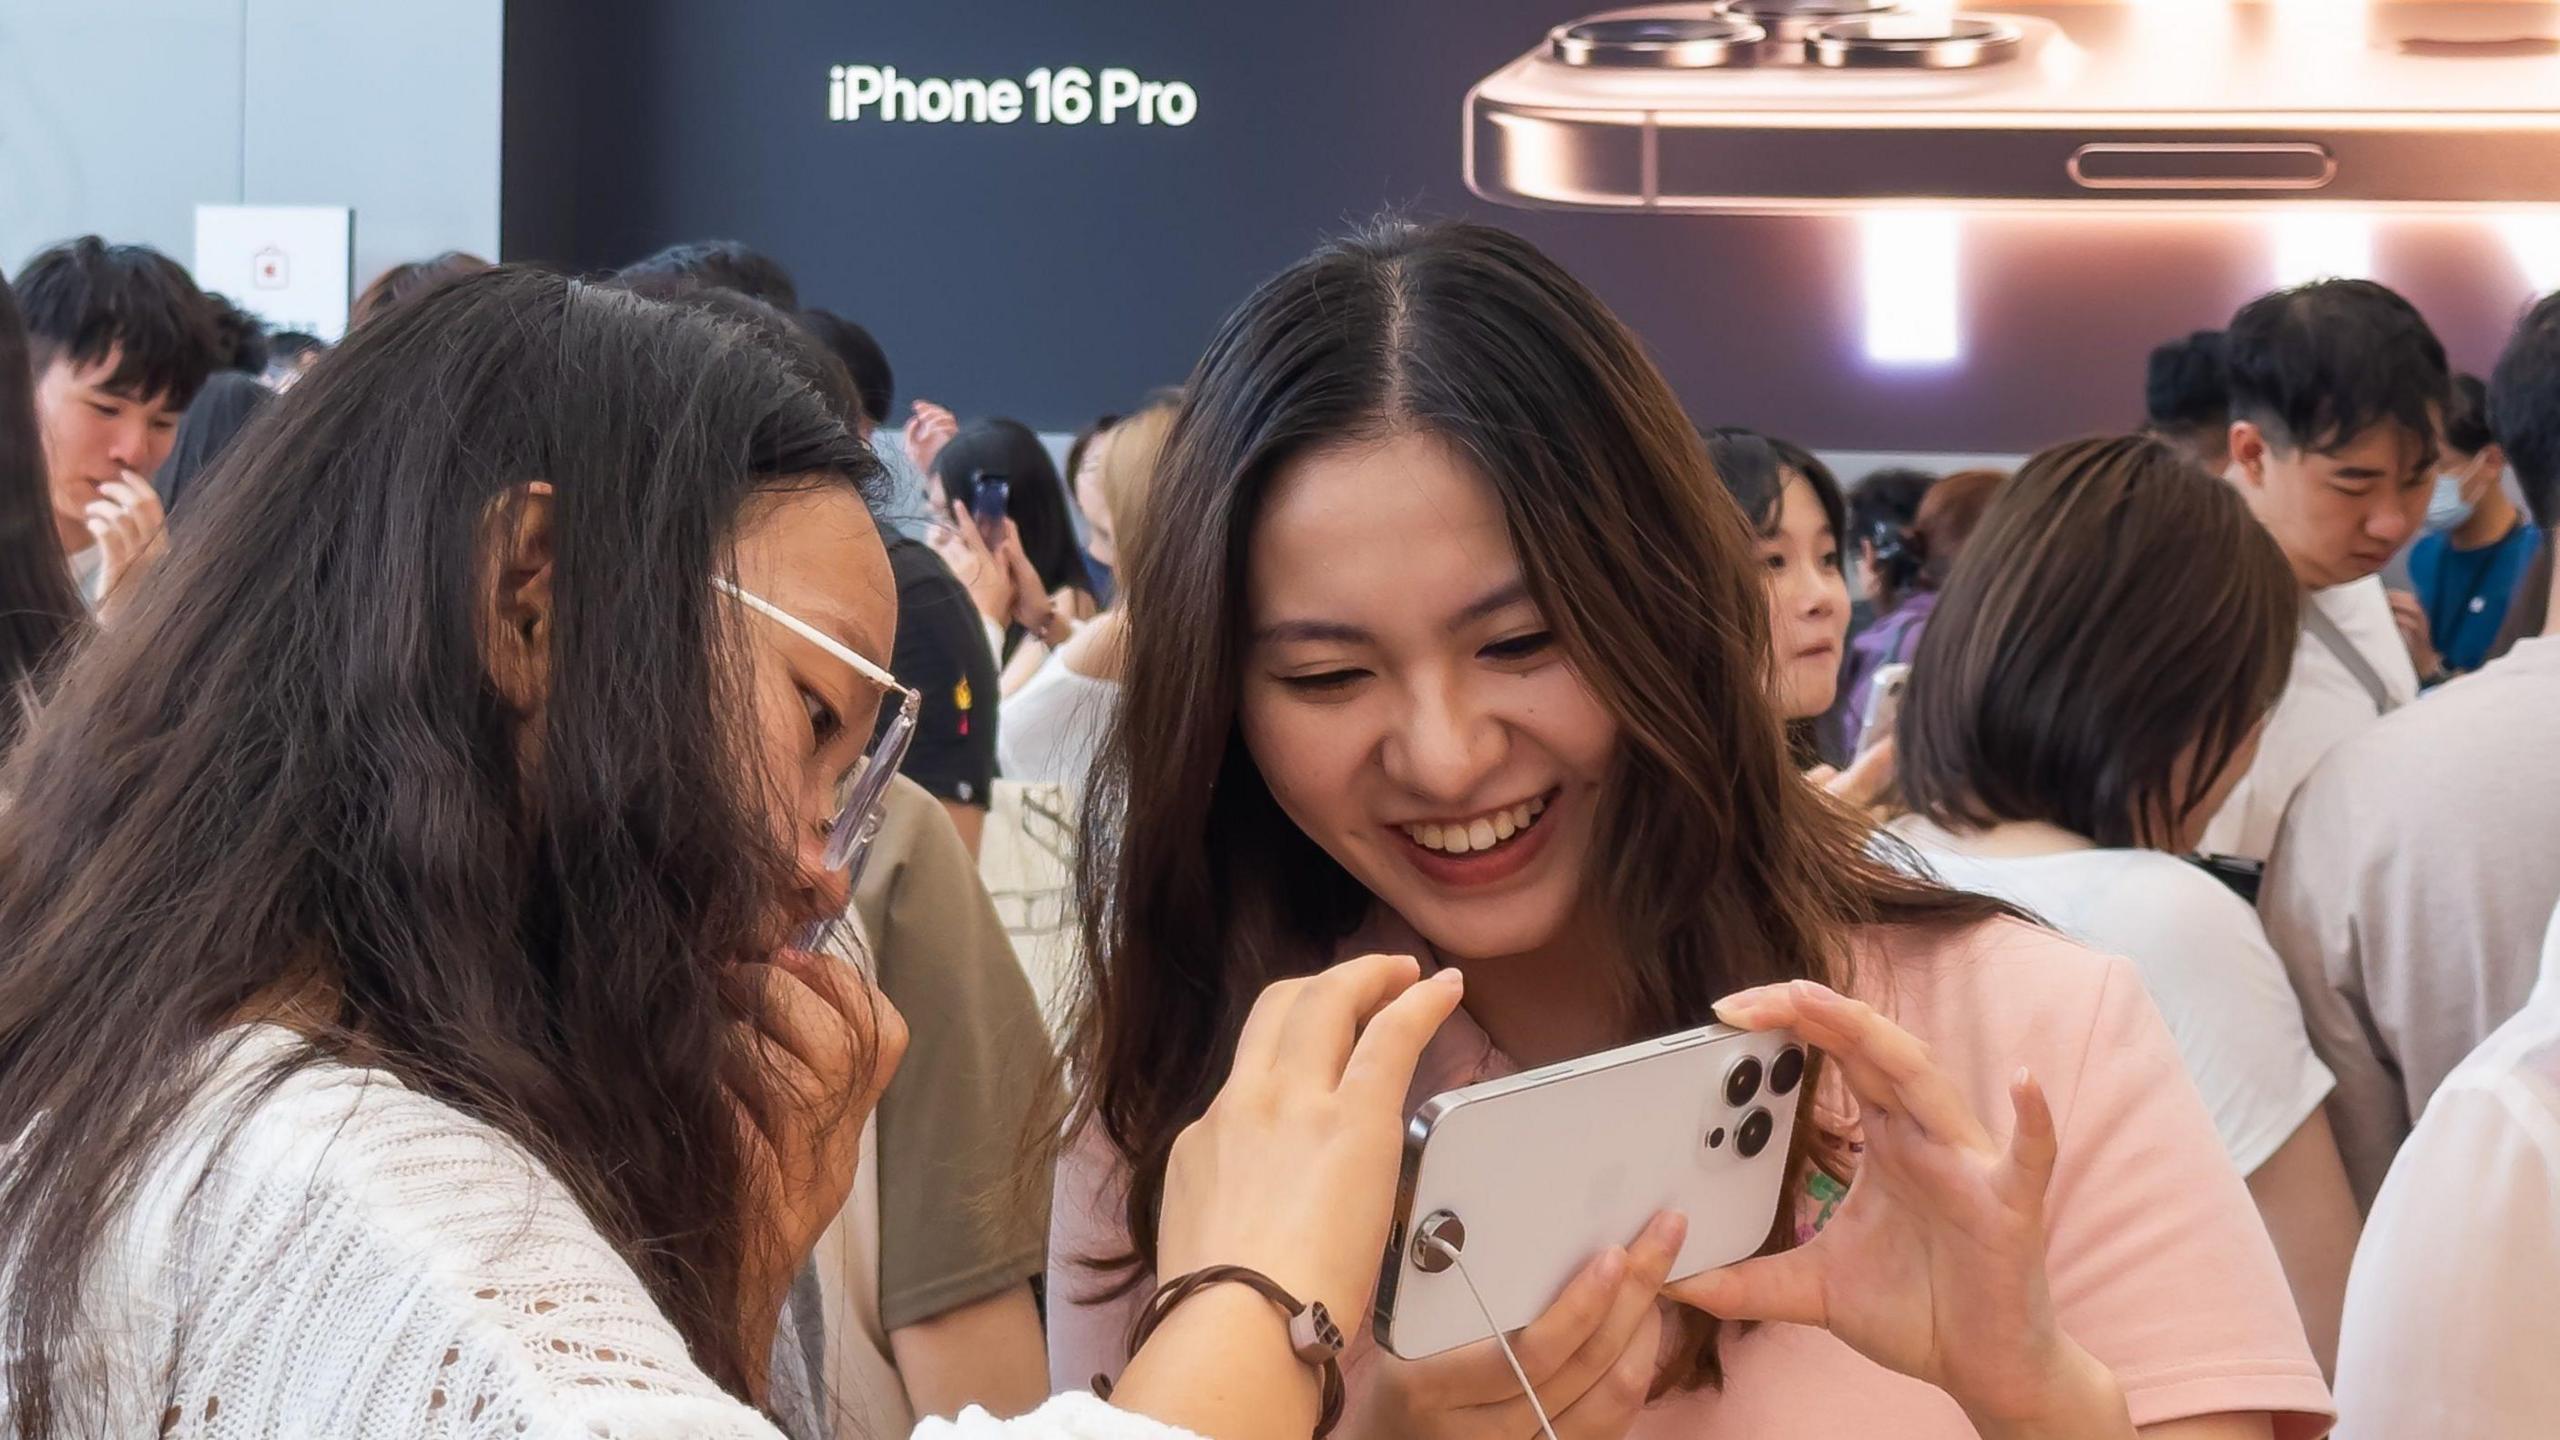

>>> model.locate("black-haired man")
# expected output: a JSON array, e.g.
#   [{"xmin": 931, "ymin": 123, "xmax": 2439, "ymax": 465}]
[
  {"xmin": 2145, "ymin": 328, "xmax": 2233, "ymax": 475},
  {"xmin": 2262, "ymin": 289, "xmax": 2560, "ymax": 1208},
  {"xmin": 2200, "ymin": 279, "xmax": 2447, "ymax": 861},
  {"xmin": 18, "ymin": 237, "xmax": 219, "ymax": 608}
]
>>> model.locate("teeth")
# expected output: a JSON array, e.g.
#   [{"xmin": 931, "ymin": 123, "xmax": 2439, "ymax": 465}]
[{"xmin": 1401, "ymin": 799, "xmax": 1548, "ymax": 855}]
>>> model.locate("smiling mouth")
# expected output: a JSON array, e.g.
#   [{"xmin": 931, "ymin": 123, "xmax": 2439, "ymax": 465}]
[{"xmin": 1398, "ymin": 794, "xmax": 1550, "ymax": 856}]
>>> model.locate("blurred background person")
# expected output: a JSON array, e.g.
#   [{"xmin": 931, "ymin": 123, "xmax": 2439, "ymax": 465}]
[
  {"xmin": 1001, "ymin": 399, "xmax": 1173, "ymax": 788},
  {"xmin": 2199, "ymin": 279, "xmax": 2443, "ymax": 863},
  {"xmin": 0, "ymin": 265, "xmax": 88, "ymax": 749},
  {"xmin": 16, "ymin": 235, "xmax": 218, "ymax": 610},
  {"xmin": 2399, "ymin": 371, "xmax": 2536, "ymax": 681},
  {"xmin": 929, "ymin": 417, "xmax": 1097, "ymax": 690},
  {"xmin": 1894, "ymin": 433, "xmax": 2357, "ymax": 1373},
  {"xmin": 2262, "ymin": 289, "xmax": 2560, "ymax": 1211},
  {"xmin": 1836, "ymin": 466, "xmax": 2003, "ymax": 757}
]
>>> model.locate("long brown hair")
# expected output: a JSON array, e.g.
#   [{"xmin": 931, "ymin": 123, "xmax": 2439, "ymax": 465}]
[
  {"xmin": 1898, "ymin": 435, "xmax": 2300, "ymax": 850},
  {"xmin": 0, "ymin": 269, "xmax": 876, "ymax": 1430},
  {"xmin": 1069, "ymin": 218, "xmax": 2011, "ymax": 1390}
]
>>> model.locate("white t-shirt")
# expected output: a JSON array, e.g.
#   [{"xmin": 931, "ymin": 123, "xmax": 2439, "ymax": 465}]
[
  {"xmin": 2197, "ymin": 575, "xmax": 2418, "ymax": 863},
  {"xmin": 1897, "ymin": 829, "xmax": 2335, "ymax": 1173},
  {"xmin": 998, "ymin": 655, "xmax": 1120, "ymax": 789},
  {"xmin": 2332, "ymin": 903, "xmax": 2560, "ymax": 1437},
  {"xmin": 68, "ymin": 543, "xmax": 106, "ymax": 609},
  {"xmin": 0, "ymin": 1023, "xmax": 1190, "ymax": 1440}
]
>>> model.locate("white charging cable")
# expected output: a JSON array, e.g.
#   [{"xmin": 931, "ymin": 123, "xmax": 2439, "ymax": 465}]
[{"xmin": 1416, "ymin": 1231, "xmax": 1562, "ymax": 1440}]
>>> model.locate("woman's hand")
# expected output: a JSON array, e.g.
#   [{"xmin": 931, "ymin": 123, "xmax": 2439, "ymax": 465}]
[
  {"xmin": 1111, "ymin": 955, "xmax": 1465, "ymax": 1440},
  {"xmin": 1152, "ymin": 954, "xmax": 1464, "ymax": 1320},
  {"xmin": 1668, "ymin": 981, "xmax": 2133, "ymax": 1440},
  {"xmin": 726, "ymin": 947, "xmax": 908, "ymax": 1394},
  {"xmin": 929, "ymin": 500, "xmax": 1021, "ymax": 628},
  {"xmin": 1339, "ymin": 1212, "xmax": 1685, "ymax": 1440},
  {"xmin": 88, "ymin": 469, "xmax": 170, "ymax": 617},
  {"xmin": 1807, "ymin": 736, "xmax": 1898, "ymax": 816},
  {"xmin": 903, "ymin": 399, "xmax": 959, "ymax": 477}
]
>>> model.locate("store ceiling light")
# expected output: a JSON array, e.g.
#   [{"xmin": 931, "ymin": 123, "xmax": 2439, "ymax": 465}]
[
  {"xmin": 1862, "ymin": 210, "xmax": 1964, "ymax": 363},
  {"xmin": 2269, "ymin": 212, "xmax": 2376, "ymax": 286}
]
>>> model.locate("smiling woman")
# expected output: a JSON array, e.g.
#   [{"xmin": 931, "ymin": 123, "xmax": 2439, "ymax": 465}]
[{"xmin": 1055, "ymin": 217, "xmax": 2335, "ymax": 1440}]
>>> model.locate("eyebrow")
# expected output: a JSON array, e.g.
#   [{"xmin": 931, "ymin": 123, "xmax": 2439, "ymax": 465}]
[{"xmin": 1253, "ymin": 577, "xmax": 1533, "ymax": 646}]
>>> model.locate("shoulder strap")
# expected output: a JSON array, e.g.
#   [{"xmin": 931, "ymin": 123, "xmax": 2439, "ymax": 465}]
[{"xmin": 2302, "ymin": 601, "xmax": 2399, "ymax": 715}]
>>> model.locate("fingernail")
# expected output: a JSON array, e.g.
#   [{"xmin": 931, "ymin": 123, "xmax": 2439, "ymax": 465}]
[
  {"xmin": 1435, "ymin": 967, "xmax": 1465, "ymax": 990},
  {"xmin": 1647, "ymin": 1212, "xmax": 1689, "ymax": 1250}
]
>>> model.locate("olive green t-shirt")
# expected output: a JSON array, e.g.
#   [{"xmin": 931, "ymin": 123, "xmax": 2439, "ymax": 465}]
[{"xmin": 859, "ymin": 776, "xmax": 1062, "ymax": 1331}]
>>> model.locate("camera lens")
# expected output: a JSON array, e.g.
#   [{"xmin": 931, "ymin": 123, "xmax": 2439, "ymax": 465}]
[
  {"xmin": 1736, "ymin": 1107, "xmax": 1776, "ymax": 1158},
  {"xmin": 1770, "ymin": 1045, "xmax": 1806, "ymax": 1096},
  {"xmin": 1724, "ymin": 1055, "xmax": 1764, "ymax": 1108},
  {"xmin": 1706, "ymin": 1125, "xmax": 1727, "ymax": 1149},
  {"xmin": 1550, "ymin": 14, "xmax": 1764, "ymax": 69},
  {"xmin": 1723, "ymin": 0, "xmax": 1900, "ymax": 45},
  {"xmin": 1805, "ymin": 14, "xmax": 2023, "ymax": 70}
]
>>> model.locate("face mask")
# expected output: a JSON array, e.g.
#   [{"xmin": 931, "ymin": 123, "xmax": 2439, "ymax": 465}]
[{"xmin": 2428, "ymin": 470, "xmax": 2476, "ymax": 531}]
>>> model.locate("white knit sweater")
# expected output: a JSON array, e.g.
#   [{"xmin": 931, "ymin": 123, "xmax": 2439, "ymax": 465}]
[{"xmin": 3, "ymin": 1026, "xmax": 1189, "ymax": 1440}]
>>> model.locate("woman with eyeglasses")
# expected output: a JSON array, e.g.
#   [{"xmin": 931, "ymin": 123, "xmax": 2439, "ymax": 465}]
[
  {"xmin": 1051, "ymin": 221, "xmax": 2330, "ymax": 1440},
  {"xmin": 0, "ymin": 269, "xmax": 1492, "ymax": 1440}
]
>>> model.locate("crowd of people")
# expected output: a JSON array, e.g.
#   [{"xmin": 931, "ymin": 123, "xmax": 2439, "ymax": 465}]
[{"xmin": 0, "ymin": 210, "xmax": 2553, "ymax": 1440}]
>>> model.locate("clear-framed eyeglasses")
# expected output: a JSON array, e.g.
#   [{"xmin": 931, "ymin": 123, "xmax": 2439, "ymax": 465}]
[{"xmin": 716, "ymin": 578, "xmax": 920, "ymax": 884}]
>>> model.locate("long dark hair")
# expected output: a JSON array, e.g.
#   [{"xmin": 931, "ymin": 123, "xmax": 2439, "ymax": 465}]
[
  {"xmin": 0, "ymin": 267, "xmax": 879, "ymax": 1430},
  {"xmin": 1069, "ymin": 218, "xmax": 2010, "ymax": 1391},
  {"xmin": 1898, "ymin": 435, "xmax": 2299, "ymax": 850},
  {"xmin": 0, "ymin": 267, "xmax": 86, "ymax": 748}
]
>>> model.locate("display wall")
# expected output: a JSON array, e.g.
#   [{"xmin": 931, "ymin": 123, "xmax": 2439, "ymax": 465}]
[
  {"xmin": 1, "ymin": 0, "xmax": 501, "ymax": 296},
  {"xmin": 502, "ymin": 1, "xmax": 2558, "ymax": 451}
]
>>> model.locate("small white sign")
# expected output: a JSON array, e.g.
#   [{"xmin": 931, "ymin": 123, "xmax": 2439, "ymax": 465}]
[{"xmin": 193, "ymin": 205, "xmax": 354, "ymax": 342}]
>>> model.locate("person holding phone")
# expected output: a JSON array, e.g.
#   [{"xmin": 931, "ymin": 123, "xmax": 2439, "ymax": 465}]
[
  {"xmin": 928, "ymin": 419, "xmax": 1099, "ymax": 692},
  {"xmin": 1052, "ymin": 220, "xmax": 2331, "ymax": 1439},
  {"xmin": 0, "ymin": 267, "xmax": 1596, "ymax": 1440},
  {"xmin": 1889, "ymin": 435, "xmax": 2360, "ymax": 1375}
]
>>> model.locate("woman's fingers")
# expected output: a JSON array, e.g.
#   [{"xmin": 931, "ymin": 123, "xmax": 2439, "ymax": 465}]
[
  {"xmin": 742, "ymin": 950, "xmax": 879, "ymax": 1100},
  {"xmin": 1337, "ymin": 965, "xmax": 1465, "ymax": 1110},
  {"xmin": 1720, "ymin": 981, "xmax": 1991, "ymax": 1153},
  {"xmin": 1519, "ymin": 1213, "xmax": 1684, "ymax": 1422},
  {"xmin": 1547, "ymin": 1303, "xmax": 1665, "ymax": 1440},
  {"xmin": 1664, "ymin": 1239, "xmax": 1826, "ymax": 1329},
  {"xmin": 1438, "ymin": 1243, "xmax": 1631, "ymax": 1406},
  {"xmin": 1265, "ymin": 951, "xmax": 1429, "ymax": 1085},
  {"xmin": 1995, "ymin": 1067, "xmax": 2060, "ymax": 1213},
  {"xmin": 949, "ymin": 500, "xmax": 994, "ymax": 557}
]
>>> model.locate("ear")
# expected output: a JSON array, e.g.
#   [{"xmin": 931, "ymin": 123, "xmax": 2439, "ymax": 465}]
[
  {"xmin": 2226, "ymin": 420, "xmax": 2271, "ymax": 490},
  {"xmin": 482, "ymin": 481, "xmax": 558, "ymax": 714},
  {"xmin": 2480, "ymin": 443, "xmax": 2510, "ymax": 482}
]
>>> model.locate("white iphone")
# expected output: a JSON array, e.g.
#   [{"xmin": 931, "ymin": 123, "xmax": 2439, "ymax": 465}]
[
  {"xmin": 1373, "ymin": 1023, "xmax": 1809, "ymax": 1360},
  {"xmin": 1860, "ymin": 661, "xmax": 1912, "ymax": 755},
  {"xmin": 1467, "ymin": 2, "xmax": 2560, "ymax": 213}
]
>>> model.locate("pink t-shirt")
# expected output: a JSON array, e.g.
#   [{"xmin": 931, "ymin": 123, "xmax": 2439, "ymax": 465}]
[{"xmin": 1048, "ymin": 917, "xmax": 2335, "ymax": 1438}]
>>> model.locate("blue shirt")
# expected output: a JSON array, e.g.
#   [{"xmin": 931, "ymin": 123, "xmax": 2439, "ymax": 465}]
[{"xmin": 2408, "ymin": 521, "xmax": 2541, "ymax": 675}]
